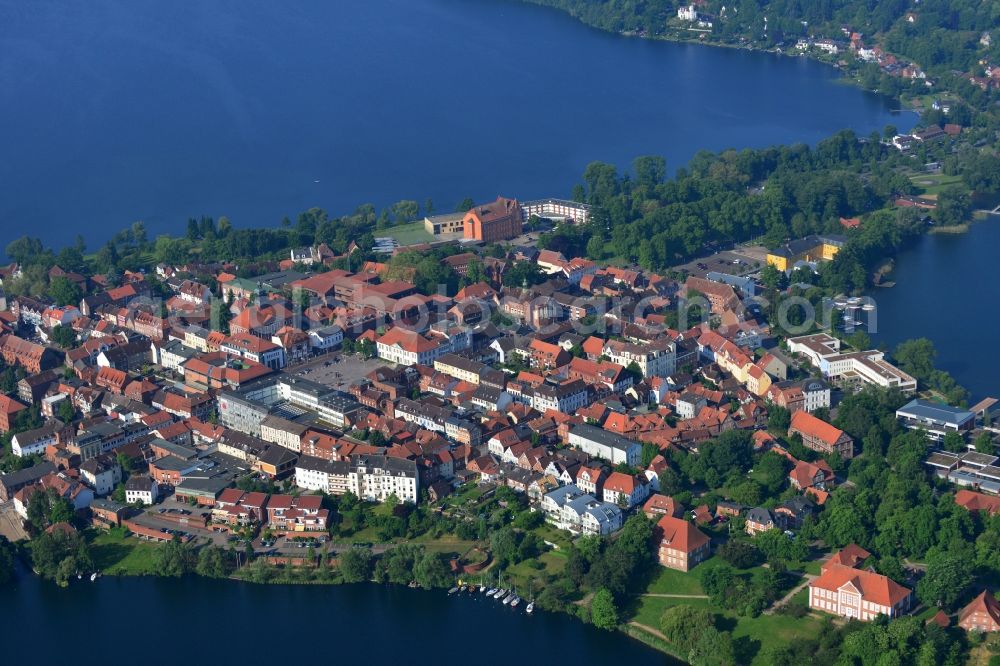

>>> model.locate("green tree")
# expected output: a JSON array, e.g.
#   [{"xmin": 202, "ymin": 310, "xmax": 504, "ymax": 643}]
[
  {"xmin": 975, "ymin": 432, "xmax": 995, "ymax": 454},
  {"xmin": 196, "ymin": 545, "xmax": 229, "ymax": 578},
  {"xmin": 5, "ymin": 236, "xmax": 44, "ymax": 266},
  {"xmin": 589, "ymin": 588, "xmax": 619, "ymax": 630},
  {"xmin": 47, "ymin": 276, "xmax": 82, "ymax": 307},
  {"xmin": 490, "ymin": 526, "xmax": 520, "ymax": 567},
  {"xmin": 660, "ymin": 604, "xmax": 717, "ymax": 654},
  {"xmin": 29, "ymin": 529, "xmax": 92, "ymax": 586},
  {"xmin": 688, "ymin": 626, "xmax": 737, "ymax": 666},
  {"xmin": 156, "ymin": 537, "xmax": 196, "ymax": 577},
  {"xmin": 892, "ymin": 338, "xmax": 937, "ymax": 382},
  {"xmin": 339, "ymin": 547, "xmax": 374, "ymax": 583},
  {"xmin": 413, "ymin": 551, "xmax": 451, "ymax": 589},
  {"xmin": 0, "ymin": 538, "xmax": 14, "ymax": 586},
  {"xmin": 917, "ymin": 548, "xmax": 973, "ymax": 610},
  {"xmin": 942, "ymin": 431, "xmax": 966, "ymax": 453},
  {"xmin": 50, "ymin": 325, "xmax": 77, "ymax": 350}
]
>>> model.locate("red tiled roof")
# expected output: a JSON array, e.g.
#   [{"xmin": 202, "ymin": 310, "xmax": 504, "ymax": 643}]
[
  {"xmin": 955, "ymin": 489, "xmax": 1000, "ymax": 515},
  {"xmin": 811, "ymin": 563, "xmax": 911, "ymax": 607},
  {"xmin": 822, "ymin": 544, "xmax": 871, "ymax": 572},
  {"xmin": 657, "ymin": 515, "xmax": 710, "ymax": 554},
  {"xmin": 790, "ymin": 411, "xmax": 846, "ymax": 447}
]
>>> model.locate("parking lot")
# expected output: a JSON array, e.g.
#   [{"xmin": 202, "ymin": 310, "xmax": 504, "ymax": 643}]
[
  {"xmin": 672, "ymin": 246, "xmax": 767, "ymax": 279},
  {"xmin": 288, "ymin": 351, "xmax": 387, "ymax": 390},
  {"xmin": 133, "ymin": 500, "xmax": 232, "ymax": 546}
]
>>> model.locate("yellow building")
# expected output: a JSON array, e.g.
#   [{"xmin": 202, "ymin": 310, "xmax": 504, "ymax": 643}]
[{"xmin": 766, "ymin": 234, "xmax": 846, "ymax": 271}]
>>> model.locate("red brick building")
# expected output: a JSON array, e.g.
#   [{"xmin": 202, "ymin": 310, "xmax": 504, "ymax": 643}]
[
  {"xmin": 0, "ymin": 334, "xmax": 61, "ymax": 373},
  {"xmin": 463, "ymin": 197, "xmax": 523, "ymax": 242},
  {"xmin": 959, "ymin": 590, "xmax": 1000, "ymax": 633},
  {"xmin": 0, "ymin": 394, "xmax": 28, "ymax": 433}
]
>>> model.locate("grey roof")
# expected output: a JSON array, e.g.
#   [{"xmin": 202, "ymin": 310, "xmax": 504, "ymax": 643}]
[
  {"xmin": 296, "ymin": 455, "xmax": 351, "ymax": 476},
  {"xmin": 0, "ymin": 461, "xmax": 57, "ymax": 489},
  {"xmin": 778, "ymin": 496, "xmax": 812, "ymax": 516},
  {"xmin": 897, "ymin": 399, "xmax": 975, "ymax": 427},
  {"xmin": 544, "ymin": 483, "xmax": 584, "ymax": 507},
  {"xmin": 151, "ymin": 438, "xmax": 199, "ymax": 460},
  {"xmin": 258, "ymin": 445, "xmax": 299, "ymax": 467},
  {"xmin": 746, "ymin": 507, "xmax": 773, "ymax": 524},
  {"xmin": 90, "ymin": 498, "xmax": 126, "ymax": 513},
  {"xmin": 175, "ymin": 474, "xmax": 234, "ymax": 497},
  {"xmin": 960, "ymin": 451, "xmax": 999, "ymax": 467},
  {"xmin": 948, "ymin": 469, "xmax": 1000, "ymax": 494},
  {"xmin": 353, "ymin": 454, "xmax": 418, "ymax": 477},
  {"xmin": 925, "ymin": 452, "xmax": 960, "ymax": 469},
  {"xmin": 568, "ymin": 423, "xmax": 639, "ymax": 452},
  {"xmin": 124, "ymin": 475, "xmax": 155, "ymax": 491},
  {"xmin": 569, "ymin": 494, "xmax": 622, "ymax": 525}
]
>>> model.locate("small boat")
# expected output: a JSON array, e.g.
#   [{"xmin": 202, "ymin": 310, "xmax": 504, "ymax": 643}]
[
  {"xmin": 77, "ymin": 574, "xmax": 82, "ymax": 580},
  {"xmin": 503, "ymin": 592, "xmax": 514, "ymax": 605},
  {"xmin": 526, "ymin": 602, "xmax": 534, "ymax": 614},
  {"xmin": 90, "ymin": 573, "xmax": 98, "ymax": 582},
  {"xmin": 448, "ymin": 587, "xmax": 459, "ymax": 595},
  {"xmin": 486, "ymin": 587, "xmax": 497, "ymax": 596},
  {"xmin": 511, "ymin": 596, "xmax": 520, "ymax": 608},
  {"xmin": 494, "ymin": 588, "xmax": 506, "ymax": 600},
  {"xmin": 459, "ymin": 585, "xmax": 467, "ymax": 593}
]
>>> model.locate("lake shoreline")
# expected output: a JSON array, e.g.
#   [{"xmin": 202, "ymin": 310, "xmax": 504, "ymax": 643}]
[
  {"xmin": 517, "ymin": 0, "xmax": 913, "ymax": 109},
  {"xmin": 15, "ymin": 560, "xmax": 688, "ymax": 663}
]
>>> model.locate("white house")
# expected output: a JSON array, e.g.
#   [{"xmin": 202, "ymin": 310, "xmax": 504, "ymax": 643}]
[
  {"xmin": 11, "ymin": 422, "xmax": 62, "ymax": 457},
  {"xmin": 308, "ymin": 325, "xmax": 343, "ymax": 352},
  {"xmin": 567, "ymin": 423, "xmax": 641, "ymax": 467},
  {"xmin": 125, "ymin": 475, "xmax": 159, "ymax": 505}
]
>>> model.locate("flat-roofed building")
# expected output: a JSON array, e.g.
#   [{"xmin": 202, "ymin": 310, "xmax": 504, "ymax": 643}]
[
  {"xmin": 896, "ymin": 399, "xmax": 975, "ymax": 440},
  {"xmin": 567, "ymin": 423, "xmax": 641, "ymax": 467}
]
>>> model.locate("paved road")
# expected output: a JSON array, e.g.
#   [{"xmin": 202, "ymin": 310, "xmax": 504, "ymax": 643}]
[{"xmin": 0, "ymin": 501, "xmax": 27, "ymax": 542}]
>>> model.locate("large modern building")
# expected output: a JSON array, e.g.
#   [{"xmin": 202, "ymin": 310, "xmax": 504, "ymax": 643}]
[
  {"xmin": 787, "ymin": 333, "xmax": 917, "ymax": 394},
  {"xmin": 896, "ymin": 399, "xmax": 975, "ymax": 440},
  {"xmin": 520, "ymin": 198, "xmax": 592, "ymax": 225}
]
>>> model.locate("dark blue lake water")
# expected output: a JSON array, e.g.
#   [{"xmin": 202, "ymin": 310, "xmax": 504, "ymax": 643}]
[
  {"xmin": 0, "ymin": 0, "xmax": 908, "ymax": 249},
  {"xmin": 0, "ymin": 572, "xmax": 676, "ymax": 665},
  {"xmin": 868, "ymin": 217, "xmax": 1000, "ymax": 402}
]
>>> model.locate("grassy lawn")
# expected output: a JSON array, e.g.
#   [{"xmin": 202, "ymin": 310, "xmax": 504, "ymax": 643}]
[
  {"xmin": 379, "ymin": 221, "xmax": 435, "ymax": 246},
  {"xmin": 506, "ymin": 550, "xmax": 567, "ymax": 591},
  {"xmin": 409, "ymin": 534, "xmax": 479, "ymax": 555},
  {"xmin": 628, "ymin": 594, "xmax": 713, "ymax": 628},
  {"xmin": 731, "ymin": 611, "xmax": 826, "ymax": 664},
  {"xmin": 531, "ymin": 522, "xmax": 574, "ymax": 550},
  {"xmin": 88, "ymin": 528, "xmax": 162, "ymax": 576},
  {"xmin": 341, "ymin": 525, "xmax": 383, "ymax": 544},
  {"xmin": 909, "ymin": 172, "xmax": 964, "ymax": 197},
  {"xmin": 438, "ymin": 483, "xmax": 486, "ymax": 510},
  {"xmin": 642, "ymin": 565, "xmax": 706, "ymax": 596},
  {"xmin": 631, "ymin": 592, "xmax": 826, "ymax": 665}
]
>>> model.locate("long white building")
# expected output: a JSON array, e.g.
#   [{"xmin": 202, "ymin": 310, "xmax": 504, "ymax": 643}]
[
  {"xmin": 295, "ymin": 454, "xmax": 419, "ymax": 504},
  {"xmin": 787, "ymin": 333, "xmax": 916, "ymax": 393}
]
